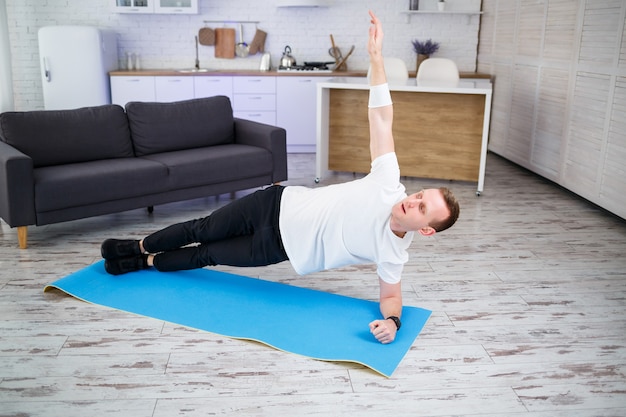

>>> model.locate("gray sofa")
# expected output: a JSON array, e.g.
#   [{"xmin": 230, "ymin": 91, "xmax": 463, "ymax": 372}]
[{"xmin": 0, "ymin": 96, "xmax": 287, "ymax": 248}]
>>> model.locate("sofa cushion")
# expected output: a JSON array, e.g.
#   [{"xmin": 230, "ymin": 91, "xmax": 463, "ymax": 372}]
[
  {"xmin": 34, "ymin": 158, "xmax": 169, "ymax": 212},
  {"xmin": 0, "ymin": 105, "xmax": 133, "ymax": 168},
  {"xmin": 140, "ymin": 144, "xmax": 272, "ymax": 190},
  {"xmin": 126, "ymin": 96, "xmax": 235, "ymax": 156}
]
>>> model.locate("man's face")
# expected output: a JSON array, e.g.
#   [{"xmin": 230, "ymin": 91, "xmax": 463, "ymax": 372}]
[{"xmin": 390, "ymin": 189, "xmax": 449, "ymax": 236}]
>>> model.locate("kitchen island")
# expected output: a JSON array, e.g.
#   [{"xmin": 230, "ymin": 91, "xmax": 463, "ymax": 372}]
[{"xmin": 316, "ymin": 77, "xmax": 493, "ymax": 195}]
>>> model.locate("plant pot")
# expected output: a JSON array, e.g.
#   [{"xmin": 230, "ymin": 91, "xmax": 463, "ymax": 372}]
[{"xmin": 416, "ymin": 54, "xmax": 429, "ymax": 74}]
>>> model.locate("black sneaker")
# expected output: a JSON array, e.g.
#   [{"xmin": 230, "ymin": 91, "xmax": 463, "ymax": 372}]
[
  {"xmin": 101, "ymin": 239, "xmax": 141, "ymax": 260},
  {"xmin": 104, "ymin": 255, "xmax": 148, "ymax": 276}
]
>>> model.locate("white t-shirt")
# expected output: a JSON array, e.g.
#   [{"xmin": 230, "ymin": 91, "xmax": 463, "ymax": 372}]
[{"xmin": 279, "ymin": 152, "xmax": 414, "ymax": 284}]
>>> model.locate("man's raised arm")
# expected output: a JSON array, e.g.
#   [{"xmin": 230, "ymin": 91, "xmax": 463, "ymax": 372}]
[
  {"xmin": 367, "ymin": 11, "xmax": 395, "ymax": 162},
  {"xmin": 365, "ymin": 11, "xmax": 404, "ymax": 345}
]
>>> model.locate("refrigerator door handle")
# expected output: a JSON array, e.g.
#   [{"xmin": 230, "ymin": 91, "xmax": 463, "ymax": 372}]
[{"xmin": 42, "ymin": 57, "xmax": 51, "ymax": 82}]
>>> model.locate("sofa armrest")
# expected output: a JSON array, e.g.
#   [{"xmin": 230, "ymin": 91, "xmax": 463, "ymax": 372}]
[
  {"xmin": 233, "ymin": 118, "xmax": 288, "ymax": 183},
  {"xmin": 0, "ymin": 141, "xmax": 36, "ymax": 227}
]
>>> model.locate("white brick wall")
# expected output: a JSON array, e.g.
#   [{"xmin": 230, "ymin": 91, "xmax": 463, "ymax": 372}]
[{"xmin": 5, "ymin": 0, "xmax": 481, "ymax": 110}]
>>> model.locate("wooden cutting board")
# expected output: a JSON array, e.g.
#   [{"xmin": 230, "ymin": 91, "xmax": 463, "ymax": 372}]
[{"xmin": 214, "ymin": 28, "xmax": 236, "ymax": 59}]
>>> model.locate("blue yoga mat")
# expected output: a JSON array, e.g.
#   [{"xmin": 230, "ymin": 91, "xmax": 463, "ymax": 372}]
[{"xmin": 45, "ymin": 261, "xmax": 431, "ymax": 377}]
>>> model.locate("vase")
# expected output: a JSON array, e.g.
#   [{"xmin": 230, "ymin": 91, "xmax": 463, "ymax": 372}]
[{"xmin": 416, "ymin": 54, "xmax": 429, "ymax": 74}]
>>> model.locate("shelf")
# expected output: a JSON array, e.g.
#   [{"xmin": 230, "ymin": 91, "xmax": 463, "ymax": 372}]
[
  {"xmin": 276, "ymin": 0, "xmax": 332, "ymax": 6},
  {"xmin": 401, "ymin": 10, "xmax": 483, "ymax": 23},
  {"xmin": 203, "ymin": 20, "xmax": 260, "ymax": 25},
  {"xmin": 403, "ymin": 10, "xmax": 483, "ymax": 15},
  {"xmin": 202, "ymin": 20, "xmax": 260, "ymax": 31}
]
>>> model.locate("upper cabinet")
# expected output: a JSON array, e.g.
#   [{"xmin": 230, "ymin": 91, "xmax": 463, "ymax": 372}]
[
  {"xmin": 154, "ymin": 0, "xmax": 198, "ymax": 14},
  {"xmin": 112, "ymin": 0, "xmax": 198, "ymax": 14},
  {"xmin": 276, "ymin": 0, "xmax": 332, "ymax": 7},
  {"xmin": 112, "ymin": 0, "xmax": 152, "ymax": 14}
]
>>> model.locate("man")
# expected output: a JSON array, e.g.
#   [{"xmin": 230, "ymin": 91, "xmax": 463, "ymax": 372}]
[{"xmin": 101, "ymin": 11, "xmax": 460, "ymax": 344}]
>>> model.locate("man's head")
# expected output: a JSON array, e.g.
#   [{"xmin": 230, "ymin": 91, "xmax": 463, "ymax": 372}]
[{"xmin": 390, "ymin": 187, "xmax": 460, "ymax": 236}]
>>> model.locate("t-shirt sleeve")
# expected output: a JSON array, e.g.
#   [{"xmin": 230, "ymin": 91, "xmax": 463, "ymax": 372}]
[
  {"xmin": 369, "ymin": 152, "xmax": 401, "ymax": 186},
  {"xmin": 377, "ymin": 261, "xmax": 404, "ymax": 284}
]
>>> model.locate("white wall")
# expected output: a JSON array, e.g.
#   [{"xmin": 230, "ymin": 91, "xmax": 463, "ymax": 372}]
[
  {"xmin": 5, "ymin": 0, "xmax": 481, "ymax": 110},
  {"xmin": 0, "ymin": 0, "xmax": 13, "ymax": 113},
  {"xmin": 478, "ymin": 0, "xmax": 626, "ymax": 219}
]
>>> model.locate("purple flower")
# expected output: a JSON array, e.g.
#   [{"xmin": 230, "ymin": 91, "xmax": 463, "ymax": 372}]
[{"xmin": 412, "ymin": 39, "xmax": 440, "ymax": 55}]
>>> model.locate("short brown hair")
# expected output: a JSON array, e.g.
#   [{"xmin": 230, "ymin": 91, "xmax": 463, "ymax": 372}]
[{"xmin": 430, "ymin": 187, "xmax": 460, "ymax": 233}]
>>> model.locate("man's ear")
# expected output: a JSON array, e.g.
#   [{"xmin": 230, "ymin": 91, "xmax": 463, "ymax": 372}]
[{"xmin": 418, "ymin": 226, "xmax": 436, "ymax": 236}]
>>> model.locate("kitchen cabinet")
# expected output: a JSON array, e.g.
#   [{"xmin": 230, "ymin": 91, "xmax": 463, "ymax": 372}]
[
  {"xmin": 154, "ymin": 0, "xmax": 198, "ymax": 14},
  {"xmin": 194, "ymin": 76, "xmax": 233, "ymax": 102},
  {"xmin": 232, "ymin": 77, "xmax": 276, "ymax": 125},
  {"xmin": 155, "ymin": 76, "xmax": 194, "ymax": 102},
  {"xmin": 110, "ymin": 73, "xmax": 334, "ymax": 146},
  {"xmin": 111, "ymin": 76, "xmax": 194, "ymax": 105},
  {"xmin": 112, "ymin": 0, "xmax": 197, "ymax": 14},
  {"xmin": 112, "ymin": 0, "xmax": 153, "ymax": 13},
  {"xmin": 277, "ymin": 76, "xmax": 331, "ymax": 153},
  {"xmin": 276, "ymin": 0, "xmax": 332, "ymax": 6},
  {"xmin": 110, "ymin": 76, "xmax": 156, "ymax": 106}
]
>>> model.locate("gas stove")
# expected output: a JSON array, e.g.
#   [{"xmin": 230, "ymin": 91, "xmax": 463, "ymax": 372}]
[{"xmin": 277, "ymin": 62, "xmax": 334, "ymax": 73}]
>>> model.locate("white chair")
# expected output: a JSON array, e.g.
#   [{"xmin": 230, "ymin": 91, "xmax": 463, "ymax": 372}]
[
  {"xmin": 367, "ymin": 57, "xmax": 409, "ymax": 85},
  {"xmin": 416, "ymin": 58, "xmax": 460, "ymax": 87}
]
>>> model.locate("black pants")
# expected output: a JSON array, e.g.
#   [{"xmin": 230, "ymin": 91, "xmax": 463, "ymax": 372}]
[{"xmin": 143, "ymin": 186, "xmax": 288, "ymax": 272}]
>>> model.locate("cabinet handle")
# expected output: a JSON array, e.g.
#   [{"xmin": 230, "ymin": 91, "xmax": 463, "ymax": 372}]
[
  {"xmin": 42, "ymin": 57, "xmax": 51, "ymax": 82},
  {"xmin": 168, "ymin": 79, "xmax": 182, "ymax": 83}
]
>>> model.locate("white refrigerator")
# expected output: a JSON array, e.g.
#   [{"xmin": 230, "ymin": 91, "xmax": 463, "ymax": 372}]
[{"xmin": 38, "ymin": 26, "xmax": 118, "ymax": 110}]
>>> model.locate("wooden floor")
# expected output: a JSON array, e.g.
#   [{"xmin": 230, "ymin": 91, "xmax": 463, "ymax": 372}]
[{"xmin": 1, "ymin": 153, "xmax": 625, "ymax": 417}]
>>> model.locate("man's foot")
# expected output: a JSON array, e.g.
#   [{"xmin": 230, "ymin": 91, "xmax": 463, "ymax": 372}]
[
  {"xmin": 101, "ymin": 239, "xmax": 141, "ymax": 260},
  {"xmin": 104, "ymin": 255, "xmax": 149, "ymax": 276}
]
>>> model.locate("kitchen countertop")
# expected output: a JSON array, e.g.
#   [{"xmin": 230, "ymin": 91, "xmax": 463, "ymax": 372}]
[
  {"xmin": 319, "ymin": 76, "xmax": 493, "ymax": 94},
  {"xmin": 109, "ymin": 69, "xmax": 367, "ymax": 77},
  {"xmin": 109, "ymin": 69, "xmax": 492, "ymax": 78}
]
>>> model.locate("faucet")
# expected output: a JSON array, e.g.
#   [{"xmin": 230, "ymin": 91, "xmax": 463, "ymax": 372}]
[{"xmin": 194, "ymin": 36, "xmax": 200, "ymax": 70}]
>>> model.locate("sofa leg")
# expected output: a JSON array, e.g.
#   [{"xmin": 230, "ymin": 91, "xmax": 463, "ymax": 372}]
[
  {"xmin": 17, "ymin": 226, "xmax": 28, "ymax": 249},
  {"xmin": 147, "ymin": 206, "xmax": 154, "ymax": 213}
]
